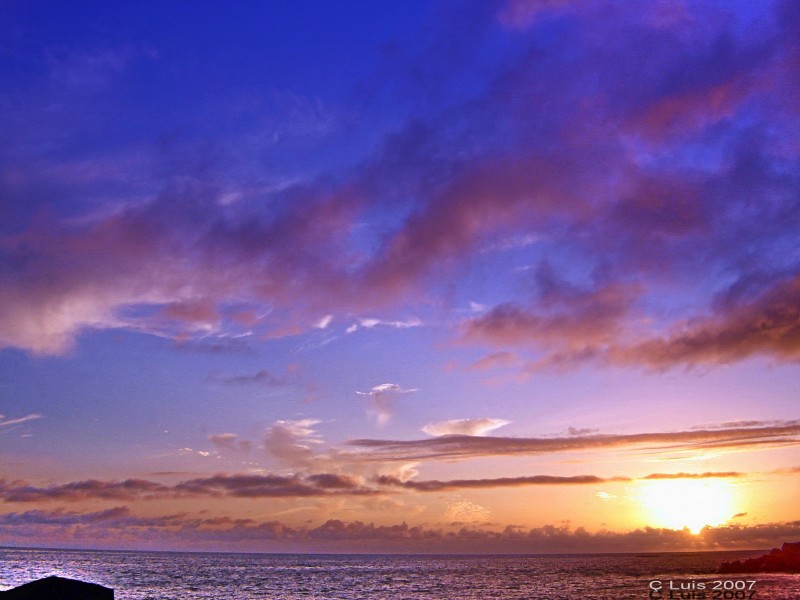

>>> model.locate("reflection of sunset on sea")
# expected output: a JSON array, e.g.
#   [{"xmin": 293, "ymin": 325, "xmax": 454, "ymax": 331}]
[{"xmin": 1, "ymin": 0, "xmax": 800, "ymax": 557}]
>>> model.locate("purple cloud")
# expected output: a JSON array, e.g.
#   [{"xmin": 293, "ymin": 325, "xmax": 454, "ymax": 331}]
[
  {"xmin": 2, "ymin": 507, "xmax": 799, "ymax": 553},
  {"xmin": 350, "ymin": 422, "xmax": 800, "ymax": 462},
  {"xmin": 0, "ymin": 0, "xmax": 797, "ymax": 375}
]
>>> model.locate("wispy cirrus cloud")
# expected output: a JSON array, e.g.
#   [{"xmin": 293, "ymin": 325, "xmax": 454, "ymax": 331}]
[
  {"xmin": 376, "ymin": 474, "xmax": 628, "ymax": 492},
  {"xmin": 641, "ymin": 472, "xmax": 743, "ymax": 480},
  {"xmin": 345, "ymin": 317, "xmax": 422, "ymax": 334},
  {"xmin": 0, "ymin": 413, "xmax": 44, "ymax": 428},
  {"xmin": 468, "ymin": 352, "xmax": 519, "ymax": 371},
  {"xmin": 350, "ymin": 422, "xmax": 800, "ymax": 462},
  {"xmin": 375, "ymin": 470, "xmax": 745, "ymax": 493},
  {"xmin": 691, "ymin": 419, "xmax": 799, "ymax": 431}
]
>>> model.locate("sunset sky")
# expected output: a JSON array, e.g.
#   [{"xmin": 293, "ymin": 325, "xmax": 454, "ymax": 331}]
[{"xmin": 1, "ymin": 0, "xmax": 799, "ymax": 553}]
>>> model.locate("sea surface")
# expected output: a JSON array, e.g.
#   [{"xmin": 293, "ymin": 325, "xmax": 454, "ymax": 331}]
[{"xmin": 1, "ymin": 547, "xmax": 799, "ymax": 599}]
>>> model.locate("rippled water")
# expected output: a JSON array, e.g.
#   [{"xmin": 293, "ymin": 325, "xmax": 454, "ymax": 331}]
[{"xmin": 2, "ymin": 547, "xmax": 799, "ymax": 599}]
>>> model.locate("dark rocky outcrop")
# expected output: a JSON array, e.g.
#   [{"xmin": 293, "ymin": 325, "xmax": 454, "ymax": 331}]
[
  {"xmin": 0, "ymin": 575, "xmax": 113, "ymax": 599},
  {"xmin": 719, "ymin": 542, "xmax": 800, "ymax": 574}
]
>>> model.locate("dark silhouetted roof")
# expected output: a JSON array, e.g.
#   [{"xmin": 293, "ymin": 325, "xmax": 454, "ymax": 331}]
[{"xmin": 0, "ymin": 575, "xmax": 113, "ymax": 599}]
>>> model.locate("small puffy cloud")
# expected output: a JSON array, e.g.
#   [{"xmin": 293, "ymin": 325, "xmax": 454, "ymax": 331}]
[
  {"xmin": 422, "ymin": 418, "xmax": 511, "ymax": 437},
  {"xmin": 469, "ymin": 301, "xmax": 487, "ymax": 313},
  {"xmin": 356, "ymin": 383, "xmax": 418, "ymax": 426},
  {"xmin": 359, "ymin": 383, "xmax": 417, "ymax": 395},
  {"xmin": 443, "ymin": 499, "xmax": 490, "ymax": 523},
  {"xmin": 264, "ymin": 419, "xmax": 323, "ymax": 468},
  {"xmin": 177, "ymin": 447, "xmax": 218, "ymax": 459}
]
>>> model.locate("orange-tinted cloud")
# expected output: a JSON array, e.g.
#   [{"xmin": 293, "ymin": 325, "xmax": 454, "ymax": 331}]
[
  {"xmin": 422, "ymin": 418, "xmax": 511, "ymax": 437},
  {"xmin": 376, "ymin": 474, "xmax": 628, "ymax": 491}
]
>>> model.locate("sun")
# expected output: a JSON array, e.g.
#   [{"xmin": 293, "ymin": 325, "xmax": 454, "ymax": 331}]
[{"xmin": 636, "ymin": 479, "xmax": 737, "ymax": 534}]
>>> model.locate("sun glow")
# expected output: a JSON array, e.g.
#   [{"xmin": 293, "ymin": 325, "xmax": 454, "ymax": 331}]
[{"xmin": 637, "ymin": 479, "xmax": 737, "ymax": 534}]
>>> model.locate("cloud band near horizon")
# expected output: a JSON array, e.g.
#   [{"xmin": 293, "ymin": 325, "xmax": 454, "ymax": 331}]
[{"xmin": 2, "ymin": 506, "xmax": 799, "ymax": 554}]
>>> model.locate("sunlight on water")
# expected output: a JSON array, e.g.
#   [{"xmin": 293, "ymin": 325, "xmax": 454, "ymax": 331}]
[{"xmin": 2, "ymin": 548, "xmax": 799, "ymax": 600}]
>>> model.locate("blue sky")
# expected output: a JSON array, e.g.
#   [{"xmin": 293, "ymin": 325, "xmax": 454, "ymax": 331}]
[{"xmin": 1, "ymin": 0, "xmax": 799, "ymax": 553}]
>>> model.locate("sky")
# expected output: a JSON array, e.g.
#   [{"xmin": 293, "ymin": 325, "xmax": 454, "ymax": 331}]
[{"xmin": 0, "ymin": 0, "xmax": 799, "ymax": 554}]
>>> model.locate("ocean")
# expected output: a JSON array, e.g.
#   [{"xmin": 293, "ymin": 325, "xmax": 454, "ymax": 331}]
[{"xmin": 1, "ymin": 547, "xmax": 799, "ymax": 599}]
